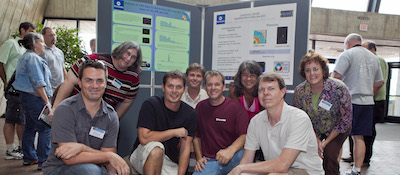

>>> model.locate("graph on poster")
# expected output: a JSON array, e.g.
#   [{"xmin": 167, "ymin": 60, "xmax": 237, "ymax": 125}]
[{"xmin": 112, "ymin": 0, "xmax": 191, "ymax": 72}]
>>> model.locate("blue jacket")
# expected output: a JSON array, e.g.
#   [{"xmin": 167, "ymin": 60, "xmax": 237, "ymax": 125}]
[{"xmin": 13, "ymin": 50, "xmax": 52, "ymax": 97}]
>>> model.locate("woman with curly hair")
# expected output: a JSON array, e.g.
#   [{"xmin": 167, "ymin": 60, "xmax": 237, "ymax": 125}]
[{"xmin": 293, "ymin": 53, "xmax": 352, "ymax": 175}]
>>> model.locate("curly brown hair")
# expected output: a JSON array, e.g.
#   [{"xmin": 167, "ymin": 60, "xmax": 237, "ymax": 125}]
[{"xmin": 299, "ymin": 53, "xmax": 329, "ymax": 80}]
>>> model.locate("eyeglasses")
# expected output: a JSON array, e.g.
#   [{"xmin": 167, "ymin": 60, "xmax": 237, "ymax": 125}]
[
  {"xmin": 124, "ymin": 51, "xmax": 138, "ymax": 60},
  {"xmin": 304, "ymin": 67, "xmax": 320, "ymax": 73},
  {"xmin": 242, "ymin": 73, "xmax": 257, "ymax": 79}
]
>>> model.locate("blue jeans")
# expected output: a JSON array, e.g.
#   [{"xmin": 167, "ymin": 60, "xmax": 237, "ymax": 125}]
[
  {"xmin": 193, "ymin": 149, "xmax": 244, "ymax": 175},
  {"xmin": 49, "ymin": 163, "xmax": 108, "ymax": 175},
  {"xmin": 19, "ymin": 92, "xmax": 51, "ymax": 165}
]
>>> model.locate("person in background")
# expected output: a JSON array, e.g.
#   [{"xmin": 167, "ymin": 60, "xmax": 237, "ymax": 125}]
[
  {"xmin": 294, "ymin": 53, "xmax": 352, "ymax": 174},
  {"xmin": 0, "ymin": 22, "xmax": 35, "ymax": 160},
  {"xmin": 130, "ymin": 70, "xmax": 196, "ymax": 175},
  {"xmin": 332, "ymin": 33, "xmax": 383, "ymax": 175},
  {"xmin": 90, "ymin": 38, "xmax": 96, "ymax": 54},
  {"xmin": 12, "ymin": 32, "xmax": 52, "ymax": 170},
  {"xmin": 228, "ymin": 72, "xmax": 324, "ymax": 175},
  {"xmin": 42, "ymin": 60, "xmax": 129, "ymax": 175},
  {"xmin": 40, "ymin": 27, "xmax": 67, "ymax": 93},
  {"xmin": 362, "ymin": 40, "xmax": 389, "ymax": 167},
  {"xmin": 51, "ymin": 41, "xmax": 142, "ymax": 119},
  {"xmin": 229, "ymin": 60, "xmax": 263, "ymax": 120},
  {"xmin": 180, "ymin": 62, "xmax": 208, "ymax": 108}
]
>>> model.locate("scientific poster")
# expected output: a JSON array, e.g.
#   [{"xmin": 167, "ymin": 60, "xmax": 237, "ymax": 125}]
[
  {"xmin": 112, "ymin": 0, "xmax": 191, "ymax": 72},
  {"xmin": 213, "ymin": 3, "xmax": 296, "ymax": 85}
]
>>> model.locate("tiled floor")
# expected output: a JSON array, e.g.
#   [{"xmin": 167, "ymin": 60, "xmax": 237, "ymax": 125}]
[{"xmin": 0, "ymin": 117, "xmax": 399, "ymax": 175}]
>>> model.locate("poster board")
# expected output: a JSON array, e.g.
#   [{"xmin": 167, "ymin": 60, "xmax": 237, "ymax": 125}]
[
  {"xmin": 212, "ymin": 3, "xmax": 297, "ymax": 85},
  {"xmin": 112, "ymin": 0, "xmax": 192, "ymax": 72}
]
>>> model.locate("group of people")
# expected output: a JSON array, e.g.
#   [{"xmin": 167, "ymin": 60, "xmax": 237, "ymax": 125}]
[
  {"xmin": 0, "ymin": 21, "xmax": 387, "ymax": 175},
  {"xmin": 0, "ymin": 22, "xmax": 142, "ymax": 173}
]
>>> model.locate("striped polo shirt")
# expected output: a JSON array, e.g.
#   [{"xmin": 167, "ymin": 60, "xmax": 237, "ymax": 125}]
[{"xmin": 71, "ymin": 53, "xmax": 140, "ymax": 108}]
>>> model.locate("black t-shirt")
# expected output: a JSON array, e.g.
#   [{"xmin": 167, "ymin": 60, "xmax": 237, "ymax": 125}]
[{"xmin": 134, "ymin": 96, "xmax": 196, "ymax": 163}]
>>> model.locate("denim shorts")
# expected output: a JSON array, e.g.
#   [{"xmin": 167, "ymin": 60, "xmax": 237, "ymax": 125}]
[{"xmin": 5, "ymin": 93, "xmax": 25, "ymax": 124}]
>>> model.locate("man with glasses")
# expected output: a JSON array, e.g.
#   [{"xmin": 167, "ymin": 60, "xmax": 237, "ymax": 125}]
[
  {"xmin": 42, "ymin": 60, "xmax": 129, "ymax": 175},
  {"xmin": 40, "ymin": 27, "xmax": 67, "ymax": 93},
  {"xmin": 51, "ymin": 41, "xmax": 142, "ymax": 119},
  {"xmin": 228, "ymin": 72, "xmax": 323, "ymax": 175}
]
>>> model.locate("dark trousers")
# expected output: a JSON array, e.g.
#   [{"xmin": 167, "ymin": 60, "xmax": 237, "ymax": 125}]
[
  {"xmin": 323, "ymin": 129, "xmax": 350, "ymax": 175},
  {"xmin": 348, "ymin": 100, "xmax": 386, "ymax": 163}
]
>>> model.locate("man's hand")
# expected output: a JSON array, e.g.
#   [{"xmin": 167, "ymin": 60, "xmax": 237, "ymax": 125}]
[
  {"xmin": 55, "ymin": 143, "xmax": 84, "ymax": 160},
  {"xmin": 216, "ymin": 148, "xmax": 235, "ymax": 164},
  {"xmin": 228, "ymin": 164, "xmax": 242, "ymax": 175},
  {"xmin": 194, "ymin": 157, "xmax": 207, "ymax": 172},
  {"xmin": 106, "ymin": 152, "xmax": 130, "ymax": 175},
  {"xmin": 174, "ymin": 127, "xmax": 188, "ymax": 139}
]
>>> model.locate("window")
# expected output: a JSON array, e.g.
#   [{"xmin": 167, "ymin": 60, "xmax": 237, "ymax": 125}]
[
  {"xmin": 379, "ymin": 0, "xmax": 400, "ymax": 15},
  {"xmin": 43, "ymin": 19, "xmax": 96, "ymax": 54},
  {"xmin": 312, "ymin": 0, "xmax": 369, "ymax": 12}
]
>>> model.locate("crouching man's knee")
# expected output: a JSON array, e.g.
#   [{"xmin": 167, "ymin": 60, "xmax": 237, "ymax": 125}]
[{"xmin": 130, "ymin": 142, "xmax": 165, "ymax": 174}]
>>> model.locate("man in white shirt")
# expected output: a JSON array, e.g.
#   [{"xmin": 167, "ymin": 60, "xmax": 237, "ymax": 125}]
[
  {"xmin": 180, "ymin": 62, "xmax": 208, "ymax": 108},
  {"xmin": 40, "ymin": 27, "xmax": 67, "ymax": 93},
  {"xmin": 228, "ymin": 72, "xmax": 324, "ymax": 175}
]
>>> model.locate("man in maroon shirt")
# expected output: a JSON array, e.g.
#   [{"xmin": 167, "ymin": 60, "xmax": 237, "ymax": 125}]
[{"xmin": 193, "ymin": 70, "xmax": 249, "ymax": 175}]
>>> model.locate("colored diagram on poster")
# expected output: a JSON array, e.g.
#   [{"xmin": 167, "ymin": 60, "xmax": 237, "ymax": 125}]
[
  {"xmin": 155, "ymin": 31, "xmax": 189, "ymax": 51},
  {"xmin": 154, "ymin": 50, "xmax": 188, "ymax": 72},
  {"xmin": 112, "ymin": 0, "xmax": 190, "ymax": 72},
  {"xmin": 254, "ymin": 30, "xmax": 267, "ymax": 44},
  {"xmin": 156, "ymin": 16, "xmax": 190, "ymax": 34},
  {"xmin": 113, "ymin": 24, "xmax": 152, "ymax": 45},
  {"xmin": 141, "ymin": 46, "xmax": 152, "ymax": 70},
  {"xmin": 113, "ymin": 10, "xmax": 152, "ymax": 27}
]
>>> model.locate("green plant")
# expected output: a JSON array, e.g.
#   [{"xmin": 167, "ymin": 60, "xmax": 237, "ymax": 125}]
[
  {"xmin": 54, "ymin": 27, "xmax": 87, "ymax": 69},
  {"xmin": 11, "ymin": 23, "xmax": 87, "ymax": 70}
]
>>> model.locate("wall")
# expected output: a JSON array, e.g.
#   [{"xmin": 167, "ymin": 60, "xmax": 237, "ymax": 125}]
[
  {"xmin": 43, "ymin": 0, "xmax": 96, "ymax": 19},
  {"xmin": 311, "ymin": 7, "xmax": 400, "ymax": 40},
  {"xmin": 0, "ymin": 0, "xmax": 48, "ymax": 46}
]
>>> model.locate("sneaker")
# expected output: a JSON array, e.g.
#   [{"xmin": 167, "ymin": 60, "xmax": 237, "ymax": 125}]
[
  {"xmin": 345, "ymin": 170, "xmax": 361, "ymax": 175},
  {"xmin": 5, "ymin": 150, "xmax": 23, "ymax": 160},
  {"xmin": 23, "ymin": 159, "xmax": 39, "ymax": 166},
  {"xmin": 16, "ymin": 146, "xmax": 23, "ymax": 154}
]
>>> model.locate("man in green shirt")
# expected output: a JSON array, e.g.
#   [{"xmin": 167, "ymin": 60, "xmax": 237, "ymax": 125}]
[
  {"xmin": 362, "ymin": 40, "xmax": 389, "ymax": 166},
  {"xmin": 0, "ymin": 22, "xmax": 35, "ymax": 160}
]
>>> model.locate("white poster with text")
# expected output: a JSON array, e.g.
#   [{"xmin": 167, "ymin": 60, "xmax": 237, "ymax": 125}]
[{"xmin": 213, "ymin": 3, "xmax": 296, "ymax": 85}]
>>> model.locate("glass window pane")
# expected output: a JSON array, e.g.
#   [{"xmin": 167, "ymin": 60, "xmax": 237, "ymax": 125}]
[
  {"xmin": 388, "ymin": 68, "xmax": 400, "ymax": 117},
  {"xmin": 312, "ymin": 0, "xmax": 369, "ymax": 12},
  {"xmin": 377, "ymin": 46, "xmax": 400, "ymax": 63},
  {"xmin": 78, "ymin": 20, "xmax": 96, "ymax": 54},
  {"xmin": 314, "ymin": 41, "xmax": 344, "ymax": 60},
  {"xmin": 44, "ymin": 19, "xmax": 77, "ymax": 29},
  {"xmin": 379, "ymin": 0, "xmax": 400, "ymax": 15}
]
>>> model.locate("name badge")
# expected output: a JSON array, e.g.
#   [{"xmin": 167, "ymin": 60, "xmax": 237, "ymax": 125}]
[
  {"xmin": 216, "ymin": 118, "xmax": 226, "ymax": 122},
  {"xmin": 89, "ymin": 126, "xmax": 105, "ymax": 139},
  {"xmin": 111, "ymin": 78, "xmax": 122, "ymax": 89},
  {"xmin": 318, "ymin": 99, "xmax": 332, "ymax": 111}
]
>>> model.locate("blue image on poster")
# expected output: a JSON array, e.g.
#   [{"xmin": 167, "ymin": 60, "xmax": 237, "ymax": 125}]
[
  {"xmin": 114, "ymin": 0, "xmax": 124, "ymax": 10},
  {"xmin": 217, "ymin": 14, "xmax": 225, "ymax": 24}
]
